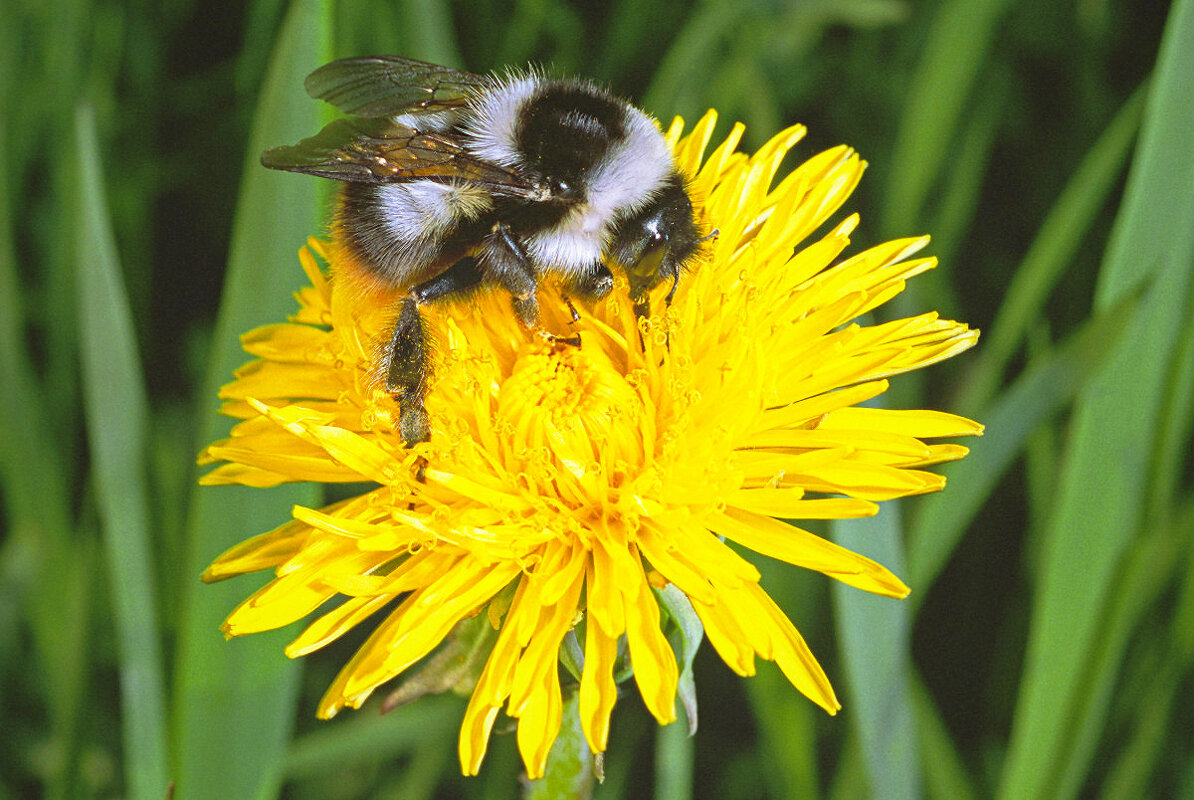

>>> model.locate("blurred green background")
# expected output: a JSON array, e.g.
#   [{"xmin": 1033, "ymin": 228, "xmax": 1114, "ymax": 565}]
[{"xmin": 3, "ymin": 0, "xmax": 1193, "ymax": 798}]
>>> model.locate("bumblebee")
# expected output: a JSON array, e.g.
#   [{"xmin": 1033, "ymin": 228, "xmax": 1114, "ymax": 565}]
[{"xmin": 263, "ymin": 56, "xmax": 711, "ymax": 447}]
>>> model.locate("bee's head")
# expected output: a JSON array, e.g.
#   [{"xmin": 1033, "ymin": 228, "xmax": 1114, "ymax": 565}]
[{"xmin": 609, "ymin": 174, "xmax": 709, "ymax": 317}]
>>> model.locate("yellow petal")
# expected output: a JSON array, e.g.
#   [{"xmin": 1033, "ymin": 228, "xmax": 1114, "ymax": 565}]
[
  {"xmin": 286, "ymin": 594, "xmax": 393, "ymax": 656},
  {"xmin": 709, "ymin": 508, "xmax": 909, "ymax": 598},
  {"xmin": 623, "ymin": 553, "xmax": 678, "ymax": 725},
  {"xmin": 727, "ymin": 488, "xmax": 880, "ymax": 519},
  {"xmin": 202, "ymin": 516, "xmax": 312, "ymax": 581},
  {"xmin": 579, "ymin": 613, "xmax": 619, "ymax": 752},
  {"xmin": 820, "ymin": 406, "xmax": 985, "ymax": 438},
  {"xmin": 689, "ymin": 594, "xmax": 756, "ymax": 676},
  {"xmin": 746, "ymin": 583, "xmax": 840, "ymax": 713},
  {"xmin": 758, "ymin": 380, "xmax": 889, "ymax": 430},
  {"xmin": 636, "ymin": 520, "xmax": 717, "ymax": 606},
  {"xmin": 517, "ymin": 663, "xmax": 564, "ymax": 780}
]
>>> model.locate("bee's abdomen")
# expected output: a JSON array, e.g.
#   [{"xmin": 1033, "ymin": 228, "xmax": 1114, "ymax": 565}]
[{"xmin": 337, "ymin": 181, "xmax": 494, "ymax": 288}]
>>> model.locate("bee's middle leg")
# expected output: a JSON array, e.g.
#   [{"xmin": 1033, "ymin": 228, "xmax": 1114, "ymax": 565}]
[{"xmin": 483, "ymin": 222, "xmax": 540, "ymax": 328}]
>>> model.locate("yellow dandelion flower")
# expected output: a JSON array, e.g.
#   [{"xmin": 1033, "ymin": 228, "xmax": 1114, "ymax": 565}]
[{"xmin": 201, "ymin": 110, "xmax": 982, "ymax": 779}]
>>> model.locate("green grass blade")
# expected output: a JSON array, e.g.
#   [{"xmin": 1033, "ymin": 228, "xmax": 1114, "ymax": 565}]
[
  {"xmin": 1, "ymin": 113, "xmax": 94, "ymax": 800},
  {"xmin": 334, "ymin": 0, "xmax": 462, "ymax": 66},
  {"xmin": 1097, "ymin": 325, "xmax": 1194, "ymax": 791},
  {"xmin": 882, "ymin": 0, "xmax": 1016, "ymax": 237},
  {"xmin": 832, "ymin": 503, "xmax": 920, "ymax": 800},
  {"xmin": 957, "ymin": 81, "xmax": 1147, "ymax": 415},
  {"xmin": 907, "ymin": 291, "xmax": 1137, "ymax": 600},
  {"xmin": 923, "ymin": 69, "xmax": 1009, "ymax": 275},
  {"xmin": 235, "ymin": 0, "xmax": 288, "ymax": 97},
  {"xmin": 1020, "ymin": 325, "xmax": 1062, "ymax": 531},
  {"xmin": 0, "ymin": 123, "xmax": 73, "ymax": 564},
  {"xmin": 285, "ymin": 695, "xmax": 459, "ymax": 798},
  {"xmin": 493, "ymin": 0, "xmax": 553, "ymax": 67},
  {"xmin": 393, "ymin": 0, "xmax": 464, "ymax": 65},
  {"xmin": 745, "ymin": 662, "xmax": 820, "ymax": 798},
  {"xmin": 172, "ymin": 0, "xmax": 332, "ymax": 798},
  {"xmin": 374, "ymin": 744, "xmax": 452, "ymax": 800},
  {"xmin": 827, "ymin": 733, "xmax": 870, "ymax": 800},
  {"xmin": 283, "ymin": 695, "xmax": 460, "ymax": 780},
  {"xmin": 912, "ymin": 675, "xmax": 978, "ymax": 800},
  {"xmin": 1099, "ymin": 504, "xmax": 1194, "ymax": 800},
  {"xmin": 1147, "ymin": 273, "xmax": 1194, "ymax": 516},
  {"xmin": 996, "ymin": 0, "xmax": 1194, "ymax": 796},
  {"xmin": 1099, "ymin": 652, "xmax": 1182, "ymax": 800},
  {"xmin": 1098, "ymin": 501, "xmax": 1194, "ymax": 799},
  {"xmin": 1048, "ymin": 514, "xmax": 1183, "ymax": 799},
  {"xmin": 1181, "ymin": 762, "xmax": 1194, "ymax": 800},
  {"xmin": 35, "ymin": 2, "xmax": 88, "ymax": 453},
  {"xmin": 73, "ymin": 102, "xmax": 171, "ymax": 800},
  {"xmin": 641, "ymin": 4, "xmax": 738, "ymax": 120}
]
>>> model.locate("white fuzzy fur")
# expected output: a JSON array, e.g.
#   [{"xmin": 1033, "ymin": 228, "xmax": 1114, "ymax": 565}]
[
  {"xmin": 459, "ymin": 71, "xmax": 542, "ymax": 168},
  {"xmin": 525, "ymin": 206, "xmax": 609, "ymax": 277},
  {"xmin": 584, "ymin": 107, "xmax": 671, "ymax": 218},
  {"xmin": 375, "ymin": 181, "xmax": 491, "ymax": 267}
]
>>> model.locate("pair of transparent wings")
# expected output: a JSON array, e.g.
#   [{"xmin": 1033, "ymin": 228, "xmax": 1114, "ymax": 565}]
[{"xmin": 261, "ymin": 56, "xmax": 540, "ymax": 197}]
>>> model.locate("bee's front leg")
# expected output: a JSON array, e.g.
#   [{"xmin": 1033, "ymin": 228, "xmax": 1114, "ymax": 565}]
[
  {"xmin": 564, "ymin": 261, "xmax": 615, "ymax": 303},
  {"xmin": 552, "ymin": 262, "xmax": 615, "ymax": 347}
]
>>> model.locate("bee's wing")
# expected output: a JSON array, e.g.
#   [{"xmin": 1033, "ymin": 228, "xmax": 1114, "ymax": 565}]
[
  {"xmin": 304, "ymin": 56, "xmax": 490, "ymax": 119},
  {"xmin": 261, "ymin": 117, "xmax": 541, "ymax": 197}
]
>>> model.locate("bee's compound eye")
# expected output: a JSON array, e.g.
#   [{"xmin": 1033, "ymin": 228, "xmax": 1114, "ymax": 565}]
[{"xmin": 549, "ymin": 178, "xmax": 580, "ymax": 201}]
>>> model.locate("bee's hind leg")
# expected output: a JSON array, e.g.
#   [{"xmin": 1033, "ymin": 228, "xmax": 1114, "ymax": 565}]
[
  {"xmin": 386, "ymin": 298, "xmax": 432, "ymax": 449},
  {"xmin": 385, "ymin": 257, "xmax": 485, "ymax": 466}
]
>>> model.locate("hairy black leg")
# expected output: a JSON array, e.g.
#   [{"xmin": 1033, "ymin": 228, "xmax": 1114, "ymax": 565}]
[
  {"xmin": 662, "ymin": 262, "xmax": 681, "ymax": 306},
  {"xmin": 546, "ymin": 327, "xmax": 582, "ymax": 349},
  {"xmin": 386, "ymin": 298, "xmax": 431, "ymax": 448},
  {"xmin": 563, "ymin": 261, "xmax": 615, "ymax": 302},
  {"xmin": 549, "ymin": 263, "xmax": 615, "ymax": 348},
  {"xmin": 482, "ymin": 222, "xmax": 540, "ymax": 328},
  {"xmin": 510, "ymin": 295, "xmax": 540, "ymax": 329},
  {"xmin": 384, "ymin": 258, "xmax": 486, "ymax": 453},
  {"xmin": 412, "ymin": 256, "xmax": 484, "ymax": 304}
]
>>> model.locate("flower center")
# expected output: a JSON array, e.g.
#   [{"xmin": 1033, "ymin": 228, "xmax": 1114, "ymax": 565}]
[
  {"xmin": 501, "ymin": 347, "xmax": 598, "ymax": 418},
  {"xmin": 496, "ymin": 342, "xmax": 644, "ymax": 491}
]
